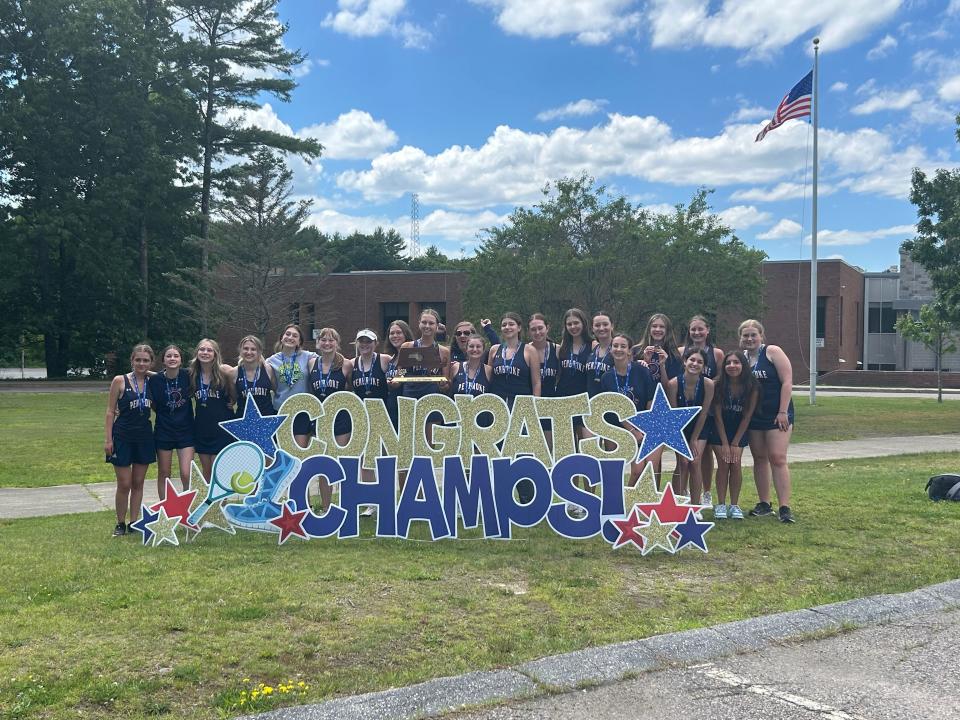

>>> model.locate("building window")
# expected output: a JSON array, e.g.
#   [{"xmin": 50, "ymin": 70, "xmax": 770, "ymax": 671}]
[
  {"xmin": 289, "ymin": 303, "xmax": 300, "ymax": 326},
  {"xmin": 816, "ymin": 296, "xmax": 827, "ymax": 340},
  {"xmin": 868, "ymin": 302, "xmax": 896, "ymax": 334},
  {"xmin": 839, "ymin": 295, "xmax": 844, "ymax": 346},
  {"xmin": 305, "ymin": 304, "xmax": 316, "ymax": 337},
  {"xmin": 381, "ymin": 302, "xmax": 409, "ymax": 338},
  {"xmin": 867, "ymin": 363, "xmax": 897, "ymax": 371},
  {"xmin": 420, "ymin": 302, "xmax": 447, "ymax": 326}
]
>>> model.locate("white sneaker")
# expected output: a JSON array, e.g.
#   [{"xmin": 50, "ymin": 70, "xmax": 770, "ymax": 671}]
[
  {"xmin": 360, "ymin": 505, "xmax": 377, "ymax": 517},
  {"xmin": 713, "ymin": 504, "xmax": 727, "ymax": 519},
  {"xmin": 729, "ymin": 504, "xmax": 744, "ymax": 520},
  {"xmin": 702, "ymin": 491, "xmax": 712, "ymax": 506}
]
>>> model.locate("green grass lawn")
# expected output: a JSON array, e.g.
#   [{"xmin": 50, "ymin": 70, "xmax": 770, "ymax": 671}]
[
  {"xmin": 1, "ymin": 452, "xmax": 959, "ymax": 719},
  {"xmin": 1, "ymin": 392, "xmax": 957, "ymax": 488}
]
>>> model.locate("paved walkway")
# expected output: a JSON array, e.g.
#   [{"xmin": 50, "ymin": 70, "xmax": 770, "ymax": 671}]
[{"xmin": 2, "ymin": 434, "xmax": 958, "ymax": 520}]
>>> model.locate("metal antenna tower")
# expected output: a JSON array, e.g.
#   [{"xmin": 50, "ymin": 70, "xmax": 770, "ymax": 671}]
[{"xmin": 409, "ymin": 192, "xmax": 421, "ymax": 259}]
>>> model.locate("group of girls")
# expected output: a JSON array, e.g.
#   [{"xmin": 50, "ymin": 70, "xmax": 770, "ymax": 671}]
[{"xmin": 104, "ymin": 309, "xmax": 795, "ymax": 536}]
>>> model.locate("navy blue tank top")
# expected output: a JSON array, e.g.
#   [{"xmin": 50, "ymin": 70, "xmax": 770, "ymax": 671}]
[
  {"xmin": 149, "ymin": 369, "xmax": 191, "ymax": 437},
  {"xmin": 490, "ymin": 342, "xmax": 532, "ymax": 407},
  {"xmin": 537, "ymin": 342, "xmax": 560, "ymax": 397},
  {"xmin": 352, "ymin": 353, "xmax": 389, "ymax": 400},
  {"xmin": 720, "ymin": 384, "xmax": 747, "ymax": 428},
  {"xmin": 193, "ymin": 380, "xmax": 232, "ymax": 445},
  {"xmin": 235, "ymin": 364, "xmax": 274, "ymax": 416},
  {"xmin": 114, "ymin": 374, "xmax": 153, "ymax": 441},
  {"xmin": 702, "ymin": 344, "xmax": 718, "ymax": 379},
  {"xmin": 309, "ymin": 357, "xmax": 349, "ymax": 402},
  {"xmin": 555, "ymin": 343, "xmax": 591, "ymax": 397},
  {"xmin": 676, "ymin": 373, "xmax": 705, "ymax": 409},
  {"xmin": 586, "ymin": 344, "xmax": 614, "ymax": 397},
  {"xmin": 454, "ymin": 362, "xmax": 489, "ymax": 397},
  {"xmin": 751, "ymin": 345, "xmax": 794, "ymax": 421},
  {"xmin": 599, "ymin": 362, "xmax": 656, "ymax": 412}
]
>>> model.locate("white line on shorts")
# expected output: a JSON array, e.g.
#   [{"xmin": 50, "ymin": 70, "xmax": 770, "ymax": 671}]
[{"xmin": 692, "ymin": 663, "xmax": 862, "ymax": 720}]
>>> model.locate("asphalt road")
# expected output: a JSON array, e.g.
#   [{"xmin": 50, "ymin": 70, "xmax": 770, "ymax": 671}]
[{"xmin": 452, "ymin": 608, "xmax": 960, "ymax": 720}]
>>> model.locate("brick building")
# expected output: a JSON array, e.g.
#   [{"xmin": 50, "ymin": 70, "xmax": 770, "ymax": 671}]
[{"xmin": 217, "ymin": 270, "xmax": 467, "ymax": 353}]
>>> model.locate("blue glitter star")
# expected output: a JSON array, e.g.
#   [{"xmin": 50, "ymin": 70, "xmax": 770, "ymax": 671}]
[
  {"xmin": 128, "ymin": 504, "xmax": 159, "ymax": 546},
  {"xmin": 673, "ymin": 508, "xmax": 714, "ymax": 552},
  {"xmin": 626, "ymin": 383, "xmax": 700, "ymax": 460},
  {"xmin": 220, "ymin": 394, "xmax": 287, "ymax": 458}
]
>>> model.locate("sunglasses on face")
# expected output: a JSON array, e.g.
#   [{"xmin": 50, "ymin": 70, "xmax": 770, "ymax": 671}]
[{"xmin": 455, "ymin": 330, "xmax": 473, "ymax": 337}]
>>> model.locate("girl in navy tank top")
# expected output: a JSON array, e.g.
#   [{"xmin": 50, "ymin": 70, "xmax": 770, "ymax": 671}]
[
  {"xmin": 308, "ymin": 328, "xmax": 351, "ymax": 512},
  {"xmin": 634, "ymin": 313, "xmax": 682, "ymax": 386},
  {"xmin": 104, "ymin": 343, "xmax": 156, "ymax": 536},
  {"xmin": 149, "ymin": 344, "xmax": 194, "ymax": 500},
  {"xmin": 667, "ymin": 347, "xmax": 715, "ymax": 505},
  {"xmin": 555, "ymin": 307, "xmax": 593, "ymax": 446},
  {"xmin": 528, "ymin": 313, "xmax": 559, "ymax": 443},
  {"xmin": 190, "ymin": 338, "xmax": 235, "ymax": 480},
  {"xmin": 739, "ymin": 319, "xmax": 795, "ymax": 524},
  {"xmin": 586, "ymin": 312, "xmax": 615, "ymax": 398},
  {"xmin": 234, "ymin": 335, "xmax": 276, "ymax": 419},
  {"xmin": 600, "ymin": 333, "xmax": 656, "ymax": 486},
  {"xmin": 383, "ymin": 320, "xmax": 414, "ymax": 431},
  {"xmin": 708, "ymin": 350, "xmax": 759, "ymax": 520},
  {"xmin": 680, "ymin": 315, "xmax": 726, "ymax": 506},
  {"xmin": 452, "ymin": 334, "xmax": 492, "ymax": 397},
  {"xmin": 488, "ymin": 312, "xmax": 540, "ymax": 409}
]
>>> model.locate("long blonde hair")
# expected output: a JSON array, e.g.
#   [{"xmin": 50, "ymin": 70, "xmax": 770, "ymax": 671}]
[{"xmin": 190, "ymin": 338, "xmax": 226, "ymax": 391}]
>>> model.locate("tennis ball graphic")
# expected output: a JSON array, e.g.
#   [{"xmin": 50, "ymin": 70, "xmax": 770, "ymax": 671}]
[{"xmin": 230, "ymin": 470, "xmax": 257, "ymax": 495}]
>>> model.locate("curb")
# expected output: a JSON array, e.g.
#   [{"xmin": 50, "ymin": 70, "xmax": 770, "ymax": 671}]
[{"xmin": 246, "ymin": 579, "xmax": 960, "ymax": 719}]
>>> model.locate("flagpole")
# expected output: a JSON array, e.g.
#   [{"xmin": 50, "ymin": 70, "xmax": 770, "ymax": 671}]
[{"xmin": 809, "ymin": 37, "xmax": 820, "ymax": 405}]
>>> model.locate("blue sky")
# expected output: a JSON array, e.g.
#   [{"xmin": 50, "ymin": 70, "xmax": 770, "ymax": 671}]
[{"xmin": 242, "ymin": 0, "xmax": 960, "ymax": 271}]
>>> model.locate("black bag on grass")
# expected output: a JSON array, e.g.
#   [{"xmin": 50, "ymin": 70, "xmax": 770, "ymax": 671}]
[{"xmin": 926, "ymin": 474, "xmax": 960, "ymax": 501}]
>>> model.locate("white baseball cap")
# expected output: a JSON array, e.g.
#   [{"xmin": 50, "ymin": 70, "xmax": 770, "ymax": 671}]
[{"xmin": 355, "ymin": 329, "xmax": 378, "ymax": 343}]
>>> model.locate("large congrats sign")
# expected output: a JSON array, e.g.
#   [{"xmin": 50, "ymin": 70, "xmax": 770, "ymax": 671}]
[{"xmin": 129, "ymin": 386, "xmax": 714, "ymax": 555}]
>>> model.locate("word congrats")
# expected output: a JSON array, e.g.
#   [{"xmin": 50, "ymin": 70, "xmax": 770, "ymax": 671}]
[{"xmin": 129, "ymin": 387, "xmax": 715, "ymax": 555}]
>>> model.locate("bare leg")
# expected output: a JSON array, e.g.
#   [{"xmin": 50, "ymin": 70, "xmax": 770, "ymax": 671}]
[
  {"xmin": 156, "ymin": 449, "xmax": 173, "ymax": 499},
  {"xmin": 130, "ymin": 463, "xmax": 148, "ymax": 522},
  {"xmin": 765, "ymin": 426, "xmax": 793, "ymax": 507},
  {"xmin": 114, "ymin": 466, "xmax": 133, "ymax": 524},
  {"xmin": 712, "ymin": 446, "xmax": 728, "ymax": 504},
  {"xmin": 700, "ymin": 448, "xmax": 714, "ymax": 493},
  {"xmin": 748, "ymin": 429, "xmax": 772, "ymax": 505},
  {"xmin": 198, "ymin": 453, "xmax": 215, "ymax": 481},
  {"xmin": 176, "ymin": 447, "xmax": 195, "ymax": 489},
  {"xmin": 687, "ymin": 439, "xmax": 706, "ymax": 504}
]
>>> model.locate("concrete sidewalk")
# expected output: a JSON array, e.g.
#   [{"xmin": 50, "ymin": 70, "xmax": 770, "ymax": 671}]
[
  {"xmin": 2, "ymin": 433, "xmax": 958, "ymax": 520},
  {"xmin": 241, "ymin": 580, "xmax": 960, "ymax": 720}
]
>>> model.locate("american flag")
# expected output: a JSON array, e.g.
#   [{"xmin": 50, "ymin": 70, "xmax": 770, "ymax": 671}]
[{"xmin": 755, "ymin": 70, "xmax": 813, "ymax": 142}]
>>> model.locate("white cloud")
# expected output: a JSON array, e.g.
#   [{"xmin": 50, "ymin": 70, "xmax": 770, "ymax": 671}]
[
  {"xmin": 471, "ymin": 0, "xmax": 641, "ymax": 45},
  {"xmin": 939, "ymin": 74, "xmax": 960, "ymax": 101},
  {"xmin": 420, "ymin": 209, "xmax": 511, "ymax": 240},
  {"xmin": 537, "ymin": 99, "xmax": 609, "ymax": 122},
  {"xmin": 757, "ymin": 219, "xmax": 803, "ymax": 240},
  {"xmin": 646, "ymin": 0, "xmax": 903, "ymax": 58},
  {"xmin": 732, "ymin": 182, "xmax": 835, "ymax": 202},
  {"xmin": 830, "ymin": 81, "xmax": 848, "ymax": 93},
  {"xmin": 866, "ymin": 34, "xmax": 897, "ymax": 60},
  {"xmin": 949, "ymin": 0, "xmax": 960, "ymax": 14},
  {"xmin": 716, "ymin": 205, "xmax": 772, "ymax": 230},
  {"xmin": 308, "ymin": 208, "xmax": 405, "ymax": 238},
  {"xmin": 299, "ymin": 110, "xmax": 398, "ymax": 160},
  {"xmin": 322, "ymin": 0, "xmax": 431, "ymax": 49},
  {"xmin": 850, "ymin": 88, "xmax": 921, "ymax": 114},
  {"xmin": 336, "ymin": 111, "xmax": 938, "ymax": 209},
  {"xmin": 811, "ymin": 224, "xmax": 915, "ymax": 246},
  {"xmin": 224, "ymin": 102, "xmax": 295, "ymax": 136},
  {"xmin": 727, "ymin": 105, "xmax": 771, "ymax": 122}
]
